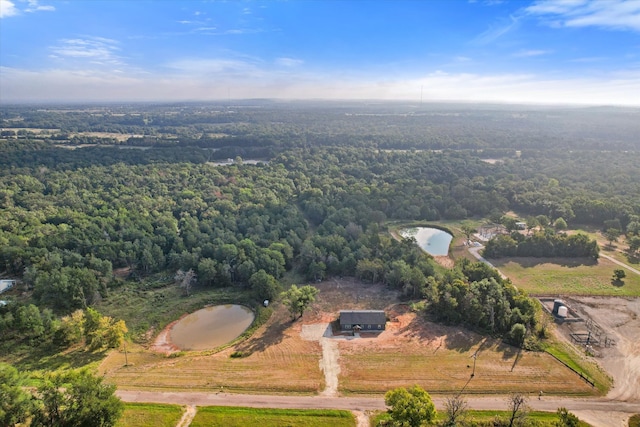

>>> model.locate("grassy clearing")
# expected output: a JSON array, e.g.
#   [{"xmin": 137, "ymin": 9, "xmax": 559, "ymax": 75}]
[
  {"xmin": 543, "ymin": 341, "xmax": 611, "ymax": 394},
  {"xmin": 115, "ymin": 403, "xmax": 184, "ymax": 427},
  {"xmin": 492, "ymin": 257, "xmax": 640, "ymax": 296},
  {"xmin": 190, "ymin": 406, "xmax": 355, "ymax": 427},
  {"xmin": 339, "ymin": 337, "xmax": 599, "ymax": 396},
  {"xmin": 373, "ymin": 410, "xmax": 591, "ymax": 426},
  {"xmin": 628, "ymin": 414, "xmax": 640, "ymax": 427}
]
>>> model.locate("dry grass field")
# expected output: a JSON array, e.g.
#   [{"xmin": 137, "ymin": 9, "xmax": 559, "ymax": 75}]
[
  {"xmin": 101, "ymin": 307, "xmax": 324, "ymax": 394},
  {"xmin": 102, "ymin": 279, "xmax": 604, "ymax": 397},
  {"xmin": 338, "ymin": 306, "xmax": 597, "ymax": 396}
]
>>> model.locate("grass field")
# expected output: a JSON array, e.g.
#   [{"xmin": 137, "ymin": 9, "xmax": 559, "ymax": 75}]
[
  {"xmin": 492, "ymin": 257, "xmax": 640, "ymax": 296},
  {"xmin": 115, "ymin": 403, "xmax": 184, "ymax": 427},
  {"xmin": 339, "ymin": 340, "xmax": 598, "ymax": 396},
  {"xmin": 373, "ymin": 409, "xmax": 591, "ymax": 427},
  {"xmin": 190, "ymin": 407, "xmax": 355, "ymax": 427}
]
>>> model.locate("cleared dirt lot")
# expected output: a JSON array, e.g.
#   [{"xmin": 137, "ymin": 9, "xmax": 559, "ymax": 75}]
[{"xmin": 557, "ymin": 296, "xmax": 640, "ymax": 402}]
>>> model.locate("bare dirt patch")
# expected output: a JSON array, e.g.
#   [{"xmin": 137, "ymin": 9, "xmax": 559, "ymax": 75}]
[{"xmin": 557, "ymin": 296, "xmax": 640, "ymax": 402}]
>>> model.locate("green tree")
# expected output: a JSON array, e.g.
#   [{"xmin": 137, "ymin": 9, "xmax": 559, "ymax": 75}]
[
  {"xmin": 508, "ymin": 323, "xmax": 527, "ymax": 347},
  {"xmin": 460, "ymin": 222, "xmax": 476, "ymax": 241},
  {"xmin": 628, "ymin": 235, "xmax": 640, "ymax": 254},
  {"xmin": 280, "ymin": 284, "xmax": 319, "ymax": 320},
  {"xmin": 604, "ymin": 228, "xmax": 621, "ymax": 246},
  {"xmin": 384, "ymin": 385, "xmax": 436, "ymax": 427},
  {"xmin": 554, "ymin": 217, "xmax": 567, "ymax": 231},
  {"xmin": 612, "ymin": 269, "xmax": 626, "ymax": 283},
  {"xmin": 32, "ymin": 369, "xmax": 123, "ymax": 427},
  {"xmin": 249, "ymin": 269, "xmax": 281, "ymax": 301},
  {"xmin": 0, "ymin": 363, "xmax": 34, "ymax": 426},
  {"xmin": 556, "ymin": 407, "xmax": 580, "ymax": 427}
]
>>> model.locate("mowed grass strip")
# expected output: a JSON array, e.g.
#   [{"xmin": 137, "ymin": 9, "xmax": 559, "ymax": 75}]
[
  {"xmin": 374, "ymin": 410, "xmax": 590, "ymax": 427},
  {"xmin": 492, "ymin": 257, "xmax": 640, "ymax": 296},
  {"xmin": 190, "ymin": 406, "xmax": 355, "ymax": 427},
  {"xmin": 339, "ymin": 342, "xmax": 597, "ymax": 396},
  {"xmin": 116, "ymin": 403, "xmax": 184, "ymax": 427},
  {"xmin": 105, "ymin": 337, "xmax": 323, "ymax": 394}
]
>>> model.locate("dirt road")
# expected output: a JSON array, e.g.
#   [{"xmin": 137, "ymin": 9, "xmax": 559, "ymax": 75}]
[{"xmin": 116, "ymin": 390, "xmax": 638, "ymax": 424}]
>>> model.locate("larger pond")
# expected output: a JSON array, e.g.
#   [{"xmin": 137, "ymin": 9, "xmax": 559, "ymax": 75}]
[
  {"xmin": 170, "ymin": 305, "xmax": 255, "ymax": 350},
  {"xmin": 400, "ymin": 227, "xmax": 453, "ymax": 256}
]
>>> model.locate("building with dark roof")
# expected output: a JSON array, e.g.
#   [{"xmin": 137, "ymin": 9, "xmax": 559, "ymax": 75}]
[{"xmin": 339, "ymin": 310, "xmax": 386, "ymax": 332}]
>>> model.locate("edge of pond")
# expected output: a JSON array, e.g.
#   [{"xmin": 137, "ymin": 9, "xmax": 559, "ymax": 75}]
[{"xmin": 150, "ymin": 303, "xmax": 272, "ymax": 357}]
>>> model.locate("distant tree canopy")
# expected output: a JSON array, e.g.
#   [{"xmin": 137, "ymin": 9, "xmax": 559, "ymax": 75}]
[{"xmin": 0, "ymin": 103, "xmax": 638, "ymax": 349}]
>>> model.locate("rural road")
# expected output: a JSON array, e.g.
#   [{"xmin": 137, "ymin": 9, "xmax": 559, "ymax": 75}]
[
  {"xmin": 467, "ymin": 245, "xmax": 508, "ymax": 280},
  {"xmin": 117, "ymin": 390, "xmax": 639, "ymax": 423}
]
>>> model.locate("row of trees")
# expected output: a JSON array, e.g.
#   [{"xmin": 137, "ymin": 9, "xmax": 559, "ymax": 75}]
[{"xmin": 483, "ymin": 231, "xmax": 599, "ymax": 260}]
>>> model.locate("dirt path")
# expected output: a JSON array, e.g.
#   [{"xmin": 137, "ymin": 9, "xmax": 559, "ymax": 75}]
[
  {"xmin": 600, "ymin": 253, "xmax": 640, "ymax": 276},
  {"xmin": 319, "ymin": 337, "xmax": 340, "ymax": 396},
  {"xmin": 175, "ymin": 405, "xmax": 196, "ymax": 427},
  {"xmin": 301, "ymin": 323, "xmax": 340, "ymax": 397},
  {"xmin": 353, "ymin": 410, "xmax": 369, "ymax": 427}
]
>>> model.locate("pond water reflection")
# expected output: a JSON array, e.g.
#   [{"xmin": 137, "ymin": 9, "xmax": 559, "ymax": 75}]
[
  {"xmin": 400, "ymin": 227, "xmax": 453, "ymax": 256},
  {"xmin": 170, "ymin": 305, "xmax": 254, "ymax": 350}
]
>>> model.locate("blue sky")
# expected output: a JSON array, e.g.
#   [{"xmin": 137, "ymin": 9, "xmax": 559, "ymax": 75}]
[{"xmin": 1, "ymin": 0, "xmax": 639, "ymax": 105}]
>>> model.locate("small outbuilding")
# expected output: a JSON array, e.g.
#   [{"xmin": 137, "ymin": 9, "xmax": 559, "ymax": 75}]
[
  {"xmin": 0, "ymin": 280, "xmax": 16, "ymax": 294},
  {"xmin": 339, "ymin": 310, "xmax": 386, "ymax": 332}
]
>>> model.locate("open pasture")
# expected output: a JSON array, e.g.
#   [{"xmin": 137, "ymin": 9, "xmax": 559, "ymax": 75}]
[{"xmin": 492, "ymin": 257, "xmax": 640, "ymax": 296}]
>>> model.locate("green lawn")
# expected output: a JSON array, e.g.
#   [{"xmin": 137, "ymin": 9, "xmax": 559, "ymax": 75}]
[
  {"xmin": 116, "ymin": 403, "xmax": 184, "ymax": 427},
  {"xmin": 492, "ymin": 257, "xmax": 640, "ymax": 296},
  {"xmin": 190, "ymin": 406, "xmax": 355, "ymax": 427}
]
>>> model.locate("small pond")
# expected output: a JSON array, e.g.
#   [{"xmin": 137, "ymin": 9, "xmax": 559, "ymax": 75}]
[
  {"xmin": 400, "ymin": 227, "xmax": 453, "ymax": 256},
  {"xmin": 170, "ymin": 304, "xmax": 255, "ymax": 350}
]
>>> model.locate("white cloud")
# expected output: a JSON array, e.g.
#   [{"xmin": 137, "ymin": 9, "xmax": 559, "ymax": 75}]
[
  {"xmin": 50, "ymin": 37, "xmax": 122, "ymax": 65},
  {"xmin": 526, "ymin": 0, "xmax": 640, "ymax": 32},
  {"xmin": 0, "ymin": 0, "xmax": 19, "ymax": 18},
  {"xmin": 2, "ymin": 64, "xmax": 639, "ymax": 106},
  {"xmin": 25, "ymin": 0, "xmax": 54, "ymax": 13},
  {"xmin": 513, "ymin": 49, "xmax": 552, "ymax": 57}
]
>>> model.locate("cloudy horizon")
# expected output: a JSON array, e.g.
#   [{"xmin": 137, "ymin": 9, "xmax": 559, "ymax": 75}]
[{"xmin": 1, "ymin": 0, "xmax": 639, "ymax": 106}]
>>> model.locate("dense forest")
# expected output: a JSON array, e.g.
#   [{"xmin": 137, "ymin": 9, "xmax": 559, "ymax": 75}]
[{"xmin": 1, "ymin": 102, "xmax": 639, "ymax": 350}]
